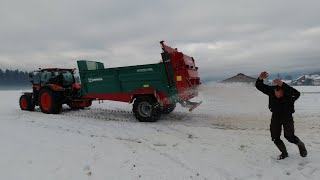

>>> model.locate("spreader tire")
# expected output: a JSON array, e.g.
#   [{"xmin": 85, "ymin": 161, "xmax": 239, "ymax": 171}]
[
  {"xmin": 19, "ymin": 94, "xmax": 35, "ymax": 111},
  {"xmin": 162, "ymin": 103, "xmax": 176, "ymax": 114},
  {"xmin": 39, "ymin": 88, "xmax": 62, "ymax": 114},
  {"xmin": 133, "ymin": 96, "xmax": 161, "ymax": 122}
]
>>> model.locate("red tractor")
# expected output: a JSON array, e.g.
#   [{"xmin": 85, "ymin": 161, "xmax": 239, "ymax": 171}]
[{"xmin": 19, "ymin": 68, "xmax": 92, "ymax": 114}]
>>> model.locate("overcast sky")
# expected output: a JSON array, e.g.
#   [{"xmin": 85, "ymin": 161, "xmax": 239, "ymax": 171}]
[{"xmin": 0, "ymin": 0, "xmax": 320, "ymax": 80}]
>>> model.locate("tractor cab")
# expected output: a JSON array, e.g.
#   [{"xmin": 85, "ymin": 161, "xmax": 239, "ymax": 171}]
[
  {"xmin": 31, "ymin": 68, "xmax": 75, "ymax": 87},
  {"xmin": 29, "ymin": 68, "xmax": 77, "ymax": 90}
]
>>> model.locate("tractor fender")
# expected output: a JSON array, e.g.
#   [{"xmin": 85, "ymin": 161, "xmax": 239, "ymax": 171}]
[
  {"xmin": 33, "ymin": 85, "xmax": 41, "ymax": 91},
  {"xmin": 72, "ymin": 83, "xmax": 81, "ymax": 90},
  {"xmin": 21, "ymin": 92, "xmax": 34, "ymax": 98},
  {"xmin": 22, "ymin": 92, "xmax": 33, "ymax": 96},
  {"xmin": 46, "ymin": 84, "xmax": 65, "ymax": 92},
  {"xmin": 130, "ymin": 88, "xmax": 162, "ymax": 105}
]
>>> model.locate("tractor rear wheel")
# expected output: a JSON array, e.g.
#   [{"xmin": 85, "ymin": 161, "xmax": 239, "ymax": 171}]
[
  {"xmin": 133, "ymin": 96, "xmax": 161, "ymax": 122},
  {"xmin": 19, "ymin": 94, "xmax": 35, "ymax": 111},
  {"xmin": 39, "ymin": 89, "xmax": 62, "ymax": 114},
  {"xmin": 162, "ymin": 103, "xmax": 176, "ymax": 114}
]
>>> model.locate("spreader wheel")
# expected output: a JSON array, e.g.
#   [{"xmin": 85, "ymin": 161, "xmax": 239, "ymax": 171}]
[
  {"xmin": 133, "ymin": 96, "xmax": 161, "ymax": 122},
  {"xmin": 162, "ymin": 103, "xmax": 176, "ymax": 114},
  {"xmin": 19, "ymin": 94, "xmax": 35, "ymax": 111},
  {"xmin": 39, "ymin": 89, "xmax": 62, "ymax": 114}
]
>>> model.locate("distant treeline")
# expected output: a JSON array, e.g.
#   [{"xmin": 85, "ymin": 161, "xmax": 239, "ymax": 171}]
[
  {"xmin": 0, "ymin": 69, "xmax": 30, "ymax": 87},
  {"xmin": 0, "ymin": 69, "xmax": 81, "ymax": 88}
]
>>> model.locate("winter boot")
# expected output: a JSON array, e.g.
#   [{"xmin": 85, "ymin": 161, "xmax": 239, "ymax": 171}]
[
  {"xmin": 278, "ymin": 152, "xmax": 289, "ymax": 160},
  {"xmin": 275, "ymin": 140, "xmax": 288, "ymax": 160},
  {"xmin": 296, "ymin": 140, "xmax": 307, "ymax": 157}
]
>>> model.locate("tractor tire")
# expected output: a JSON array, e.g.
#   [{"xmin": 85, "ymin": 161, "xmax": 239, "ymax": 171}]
[
  {"xmin": 162, "ymin": 103, "xmax": 176, "ymax": 114},
  {"xmin": 133, "ymin": 96, "xmax": 161, "ymax": 122},
  {"xmin": 39, "ymin": 88, "xmax": 62, "ymax": 114},
  {"xmin": 19, "ymin": 94, "xmax": 35, "ymax": 111}
]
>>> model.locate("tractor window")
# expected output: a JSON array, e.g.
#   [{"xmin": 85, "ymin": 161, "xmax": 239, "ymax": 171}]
[
  {"xmin": 40, "ymin": 71, "xmax": 53, "ymax": 84},
  {"xmin": 40, "ymin": 70, "xmax": 74, "ymax": 86},
  {"xmin": 61, "ymin": 71, "xmax": 74, "ymax": 86},
  {"xmin": 53, "ymin": 71, "xmax": 74, "ymax": 86},
  {"xmin": 33, "ymin": 72, "xmax": 40, "ymax": 84}
]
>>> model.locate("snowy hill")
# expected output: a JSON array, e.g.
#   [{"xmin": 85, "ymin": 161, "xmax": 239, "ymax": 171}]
[{"xmin": 1, "ymin": 84, "xmax": 320, "ymax": 180}]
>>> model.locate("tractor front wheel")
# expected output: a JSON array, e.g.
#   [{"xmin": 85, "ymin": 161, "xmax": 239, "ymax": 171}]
[
  {"xmin": 133, "ymin": 96, "xmax": 161, "ymax": 122},
  {"xmin": 19, "ymin": 94, "xmax": 35, "ymax": 111},
  {"xmin": 39, "ymin": 89, "xmax": 62, "ymax": 114}
]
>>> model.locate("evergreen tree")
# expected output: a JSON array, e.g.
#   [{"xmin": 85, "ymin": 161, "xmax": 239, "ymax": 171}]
[
  {"xmin": 0, "ymin": 69, "xmax": 3, "ymax": 81},
  {"xmin": 0, "ymin": 68, "xmax": 31, "ymax": 86}
]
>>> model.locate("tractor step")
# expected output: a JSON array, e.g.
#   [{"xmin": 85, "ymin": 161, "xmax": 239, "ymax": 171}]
[{"xmin": 180, "ymin": 100, "xmax": 203, "ymax": 112}]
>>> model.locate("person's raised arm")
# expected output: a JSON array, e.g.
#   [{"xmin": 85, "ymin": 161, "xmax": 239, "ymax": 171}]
[{"xmin": 255, "ymin": 72, "xmax": 273, "ymax": 95}]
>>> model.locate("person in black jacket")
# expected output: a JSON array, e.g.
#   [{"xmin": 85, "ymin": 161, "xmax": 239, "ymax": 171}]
[{"xmin": 256, "ymin": 72, "xmax": 307, "ymax": 160}]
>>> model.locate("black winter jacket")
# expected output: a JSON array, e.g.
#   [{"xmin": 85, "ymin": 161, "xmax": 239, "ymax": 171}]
[{"xmin": 255, "ymin": 79, "xmax": 300, "ymax": 116}]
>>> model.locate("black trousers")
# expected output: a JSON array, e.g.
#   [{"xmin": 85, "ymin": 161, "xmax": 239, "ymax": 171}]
[{"xmin": 270, "ymin": 114, "xmax": 299, "ymax": 145}]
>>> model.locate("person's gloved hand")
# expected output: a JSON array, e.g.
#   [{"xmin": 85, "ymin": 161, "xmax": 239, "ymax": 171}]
[
  {"xmin": 259, "ymin": 72, "xmax": 269, "ymax": 80},
  {"xmin": 274, "ymin": 79, "xmax": 283, "ymax": 87}
]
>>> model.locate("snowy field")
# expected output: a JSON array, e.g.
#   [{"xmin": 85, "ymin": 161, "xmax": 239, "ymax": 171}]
[{"xmin": 0, "ymin": 84, "xmax": 320, "ymax": 180}]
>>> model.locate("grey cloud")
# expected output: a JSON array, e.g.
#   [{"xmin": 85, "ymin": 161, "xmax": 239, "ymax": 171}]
[{"xmin": 0, "ymin": 0, "xmax": 320, "ymax": 80}]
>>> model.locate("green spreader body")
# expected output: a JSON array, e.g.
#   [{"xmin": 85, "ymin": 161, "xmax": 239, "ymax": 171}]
[{"xmin": 77, "ymin": 41, "xmax": 201, "ymax": 111}]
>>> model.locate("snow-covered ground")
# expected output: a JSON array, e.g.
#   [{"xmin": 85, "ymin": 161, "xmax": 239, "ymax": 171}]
[{"xmin": 0, "ymin": 84, "xmax": 320, "ymax": 180}]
